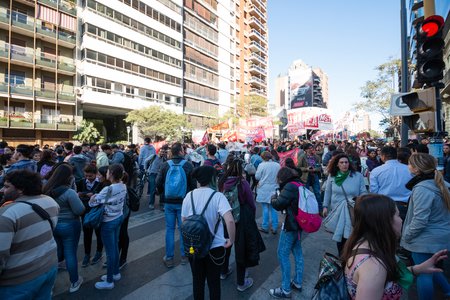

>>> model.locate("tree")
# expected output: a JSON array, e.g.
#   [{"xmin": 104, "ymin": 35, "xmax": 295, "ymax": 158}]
[
  {"xmin": 353, "ymin": 58, "xmax": 401, "ymax": 135},
  {"xmin": 125, "ymin": 106, "xmax": 191, "ymax": 141},
  {"xmin": 235, "ymin": 95, "xmax": 268, "ymax": 118},
  {"xmin": 73, "ymin": 120, "xmax": 104, "ymax": 144}
]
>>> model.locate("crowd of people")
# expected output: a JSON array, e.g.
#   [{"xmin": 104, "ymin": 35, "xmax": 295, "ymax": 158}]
[{"xmin": 0, "ymin": 137, "xmax": 449, "ymax": 300}]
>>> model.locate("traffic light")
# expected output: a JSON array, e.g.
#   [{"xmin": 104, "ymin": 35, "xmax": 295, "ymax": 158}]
[
  {"xmin": 401, "ymin": 87, "xmax": 436, "ymax": 132},
  {"xmin": 415, "ymin": 15, "xmax": 445, "ymax": 86}
]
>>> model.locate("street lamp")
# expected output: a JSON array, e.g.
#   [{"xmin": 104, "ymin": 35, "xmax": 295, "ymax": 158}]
[{"xmin": 126, "ymin": 125, "xmax": 131, "ymax": 143}]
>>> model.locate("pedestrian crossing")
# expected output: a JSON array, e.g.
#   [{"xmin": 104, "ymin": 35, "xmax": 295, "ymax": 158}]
[{"xmin": 52, "ymin": 201, "xmax": 337, "ymax": 300}]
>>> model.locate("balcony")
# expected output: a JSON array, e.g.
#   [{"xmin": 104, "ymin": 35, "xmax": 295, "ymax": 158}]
[
  {"xmin": 35, "ymin": 88, "xmax": 56, "ymax": 100},
  {"xmin": 250, "ymin": 76, "xmax": 266, "ymax": 87},
  {"xmin": 10, "ymin": 11, "xmax": 34, "ymax": 34},
  {"xmin": 249, "ymin": 52, "xmax": 267, "ymax": 65},
  {"xmin": 58, "ymin": 91, "xmax": 76, "ymax": 102},
  {"xmin": 10, "ymin": 85, "xmax": 34, "ymax": 97},
  {"xmin": 58, "ymin": 58, "xmax": 76, "ymax": 73},
  {"xmin": 249, "ymin": 4, "xmax": 266, "ymax": 20},
  {"xmin": 249, "ymin": 41, "xmax": 266, "ymax": 53},
  {"xmin": 36, "ymin": 53, "xmax": 57, "ymax": 69},
  {"xmin": 35, "ymin": 121, "xmax": 56, "ymax": 129},
  {"xmin": 38, "ymin": 0, "xmax": 58, "ymax": 9},
  {"xmin": 10, "ymin": 44, "xmax": 34, "ymax": 65},
  {"xmin": 57, "ymin": 122, "xmax": 76, "ymax": 130},
  {"xmin": 59, "ymin": 0, "xmax": 77, "ymax": 16},
  {"xmin": 0, "ymin": 9, "xmax": 9, "ymax": 27},
  {"xmin": 36, "ymin": 22, "xmax": 57, "ymax": 40},
  {"xmin": 58, "ymin": 31, "xmax": 76, "ymax": 47},
  {"xmin": 249, "ymin": 17, "xmax": 266, "ymax": 32},
  {"xmin": 249, "ymin": 29, "xmax": 267, "ymax": 44},
  {"xmin": 251, "ymin": 0, "xmax": 266, "ymax": 11},
  {"xmin": 249, "ymin": 88, "xmax": 266, "ymax": 97},
  {"xmin": 0, "ymin": 82, "xmax": 7, "ymax": 93},
  {"xmin": 10, "ymin": 119, "xmax": 33, "ymax": 128},
  {"xmin": 0, "ymin": 43, "xmax": 8, "ymax": 59},
  {"xmin": 249, "ymin": 64, "xmax": 267, "ymax": 75}
]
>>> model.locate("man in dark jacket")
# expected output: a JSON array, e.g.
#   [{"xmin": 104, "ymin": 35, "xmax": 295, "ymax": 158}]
[{"xmin": 156, "ymin": 142, "xmax": 196, "ymax": 268}]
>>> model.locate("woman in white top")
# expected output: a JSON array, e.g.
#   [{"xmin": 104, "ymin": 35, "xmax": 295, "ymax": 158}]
[
  {"xmin": 255, "ymin": 151, "xmax": 281, "ymax": 234},
  {"xmin": 181, "ymin": 166, "xmax": 235, "ymax": 300},
  {"xmin": 89, "ymin": 164, "xmax": 127, "ymax": 290}
]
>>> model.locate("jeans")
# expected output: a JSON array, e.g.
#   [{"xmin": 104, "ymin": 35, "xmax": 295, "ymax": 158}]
[
  {"xmin": 53, "ymin": 219, "xmax": 81, "ymax": 284},
  {"xmin": 0, "ymin": 266, "xmax": 57, "ymax": 300},
  {"xmin": 411, "ymin": 252, "xmax": 450, "ymax": 299},
  {"xmin": 148, "ymin": 173, "xmax": 157, "ymax": 206},
  {"xmin": 189, "ymin": 247, "xmax": 224, "ymax": 300},
  {"xmin": 261, "ymin": 203, "xmax": 278, "ymax": 231},
  {"xmin": 119, "ymin": 210, "xmax": 130, "ymax": 264},
  {"xmin": 306, "ymin": 174, "xmax": 322, "ymax": 211},
  {"xmin": 164, "ymin": 203, "xmax": 184, "ymax": 259},
  {"xmin": 101, "ymin": 215, "xmax": 123, "ymax": 282},
  {"xmin": 277, "ymin": 229, "xmax": 304, "ymax": 293}
]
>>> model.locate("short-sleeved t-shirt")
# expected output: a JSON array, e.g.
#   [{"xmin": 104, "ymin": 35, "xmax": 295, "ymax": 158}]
[{"xmin": 181, "ymin": 187, "xmax": 231, "ymax": 249}]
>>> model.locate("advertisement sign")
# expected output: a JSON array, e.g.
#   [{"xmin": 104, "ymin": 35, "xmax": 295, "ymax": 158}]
[
  {"xmin": 290, "ymin": 73, "xmax": 313, "ymax": 109},
  {"xmin": 287, "ymin": 108, "xmax": 333, "ymax": 131},
  {"xmin": 239, "ymin": 117, "xmax": 274, "ymax": 140}
]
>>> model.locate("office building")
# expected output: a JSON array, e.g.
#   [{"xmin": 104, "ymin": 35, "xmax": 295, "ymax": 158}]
[{"xmin": 0, "ymin": 0, "xmax": 77, "ymax": 145}]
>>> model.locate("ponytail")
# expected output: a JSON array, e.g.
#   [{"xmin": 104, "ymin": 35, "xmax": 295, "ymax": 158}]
[{"xmin": 434, "ymin": 170, "xmax": 450, "ymax": 211}]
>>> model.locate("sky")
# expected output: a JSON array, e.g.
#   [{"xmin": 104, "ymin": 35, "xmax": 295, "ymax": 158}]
[{"xmin": 267, "ymin": 0, "xmax": 402, "ymax": 129}]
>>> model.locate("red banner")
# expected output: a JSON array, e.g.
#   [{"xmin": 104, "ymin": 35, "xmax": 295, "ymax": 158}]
[{"xmin": 278, "ymin": 148, "xmax": 299, "ymax": 167}]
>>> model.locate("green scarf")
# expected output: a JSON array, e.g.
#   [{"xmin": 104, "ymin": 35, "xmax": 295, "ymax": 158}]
[
  {"xmin": 397, "ymin": 260, "xmax": 414, "ymax": 290},
  {"xmin": 335, "ymin": 170, "xmax": 350, "ymax": 186}
]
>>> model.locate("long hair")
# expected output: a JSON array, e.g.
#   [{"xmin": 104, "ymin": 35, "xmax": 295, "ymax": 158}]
[
  {"xmin": 43, "ymin": 163, "xmax": 74, "ymax": 195},
  {"xmin": 218, "ymin": 157, "xmax": 243, "ymax": 191},
  {"xmin": 341, "ymin": 194, "xmax": 399, "ymax": 282},
  {"xmin": 327, "ymin": 153, "xmax": 355, "ymax": 177},
  {"xmin": 409, "ymin": 153, "xmax": 450, "ymax": 210}
]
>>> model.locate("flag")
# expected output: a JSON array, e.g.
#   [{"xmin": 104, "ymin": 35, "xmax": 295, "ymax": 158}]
[{"xmin": 201, "ymin": 131, "xmax": 209, "ymax": 145}]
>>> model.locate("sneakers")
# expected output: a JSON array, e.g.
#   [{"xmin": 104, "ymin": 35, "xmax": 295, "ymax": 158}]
[
  {"xmin": 119, "ymin": 260, "xmax": 127, "ymax": 270},
  {"xmin": 57, "ymin": 260, "xmax": 66, "ymax": 270},
  {"xmin": 149, "ymin": 204, "xmax": 155, "ymax": 210},
  {"xmin": 163, "ymin": 256, "xmax": 174, "ymax": 268},
  {"xmin": 92, "ymin": 251, "xmax": 103, "ymax": 265},
  {"xmin": 180, "ymin": 256, "xmax": 189, "ymax": 265},
  {"xmin": 237, "ymin": 277, "xmax": 253, "ymax": 292},
  {"xmin": 82, "ymin": 255, "xmax": 90, "ymax": 268},
  {"xmin": 69, "ymin": 276, "xmax": 83, "ymax": 293},
  {"xmin": 269, "ymin": 287, "xmax": 291, "ymax": 298},
  {"xmin": 220, "ymin": 268, "xmax": 233, "ymax": 280},
  {"xmin": 291, "ymin": 281, "xmax": 302, "ymax": 292},
  {"xmin": 100, "ymin": 273, "xmax": 121, "ymax": 281},
  {"xmin": 95, "ymin": 281, "xmax": 114, "ymax": 290}
]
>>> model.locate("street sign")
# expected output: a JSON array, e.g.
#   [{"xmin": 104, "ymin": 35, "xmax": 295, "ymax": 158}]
[{"xmin": 390, "ymin": 93, "xmax": 413, "ymax": 116}]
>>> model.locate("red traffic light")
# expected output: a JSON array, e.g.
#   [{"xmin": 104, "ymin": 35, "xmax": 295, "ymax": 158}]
[{"xmin": 421, "ymin": 15, "xmax": 444, "ymax": 37}]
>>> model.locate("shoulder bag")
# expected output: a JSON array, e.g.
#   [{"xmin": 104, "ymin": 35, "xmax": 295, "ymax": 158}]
[
  {"xmin": 83, "ymin": 186, "xmax": 112, "ymax": 229},
  {"xmin": 340, "ymin": 185, "xmax": 354, "ymax": 226}
]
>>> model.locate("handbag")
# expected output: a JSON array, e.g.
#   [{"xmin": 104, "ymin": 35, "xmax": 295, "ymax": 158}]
[
  {"xmin": 83, "ymin": 186, "xmax": 112, "ymax": 229},
  {"xmin": 340, "ymin": 186, "xmax": 354, "ymax": 226},
  {"xmin": 312, "ymin": 252, "xmax": 350, "ymax": 300}
]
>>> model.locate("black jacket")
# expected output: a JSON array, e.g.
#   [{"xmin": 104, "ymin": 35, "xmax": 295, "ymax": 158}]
[
  {"xmin": 235, "ymin": 204, "xmax": 266, "ymax": 267},
  {"xmin": 156, "ymin": 156, "xmax": 197, "ymax": 204},
  {"xmin": 271, "ymin": 180, "xmax": 301, "ymax": 232}
]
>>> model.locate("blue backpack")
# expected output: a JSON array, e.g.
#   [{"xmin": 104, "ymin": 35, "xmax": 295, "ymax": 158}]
[{"xmin": 165, "ymin": 160, "xmax": 187, "ymax": 199}]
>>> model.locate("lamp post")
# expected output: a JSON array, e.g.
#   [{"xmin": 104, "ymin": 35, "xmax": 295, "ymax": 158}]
[{"xmin": 126, "ymin": 125, "xmax": 131, "ymax": 143}]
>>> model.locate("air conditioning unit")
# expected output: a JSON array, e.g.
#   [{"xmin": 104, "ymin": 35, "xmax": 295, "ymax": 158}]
[{"xmin": 74, "ymin": 87, "xmax": 83, "ymax": 95}]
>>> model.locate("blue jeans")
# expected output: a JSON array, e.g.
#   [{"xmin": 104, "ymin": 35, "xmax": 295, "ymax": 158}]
[
  {"xmin": 306, "ymin": 174, "xmax": 322, "ymax": 210},
  {"xmin": 53, "ymin": 219, "xmax": 81, "ymax": 284},
  {"xmin": 411, "ymin": 252, "xmax": 450, "ymax": 299},
  {"xmin": 0, "ymin": 266, "xmax": 57, "ymax": 300},
  {"xmin": 148, "ymin": 173, "xmax": 157, "ymax": 205},
  {"xmin": 101, "ymin": 215, "xmax": 123, "ymax": 282},
  {"xmin": 164, "ymin": 203, "xmax": 184, "ymax": 259},
  {"xmin": 277, "ymin": 230, "xmax": 304, "ymax": 293},
  {"xmin": 261, "ymin": 203, "xmax": 278, "ymax": 231}
]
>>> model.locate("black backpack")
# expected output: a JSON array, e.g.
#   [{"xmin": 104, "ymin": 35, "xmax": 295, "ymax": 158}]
[
  {"xmin": 127, "ymin": 187, "xmax": 140, "ymax": 212},
  {"xmin": 122, "ymin": 152, "xmax": 135, "ymax": 177},
  {"xmin": 181, "ymin": 191, "xmax": 220, "ymax": 259}
]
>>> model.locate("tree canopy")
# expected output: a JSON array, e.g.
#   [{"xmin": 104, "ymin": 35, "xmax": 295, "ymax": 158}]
[
  {"xmin": 125, "ymin": 105, "xmax": 191, "ymax": 141},
  {"xmin": 73, "ymin": 120, "xmax": 104, "ymax": 144}
]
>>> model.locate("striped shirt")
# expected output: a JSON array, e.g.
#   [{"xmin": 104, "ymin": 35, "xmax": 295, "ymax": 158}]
[{"xmin": 0, "ymin": 195, "xmax": 59, "ymax": 286}]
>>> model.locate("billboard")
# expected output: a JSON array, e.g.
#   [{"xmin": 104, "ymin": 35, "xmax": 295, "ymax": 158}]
[
  {"xmin": 290, "ymin": 72, "xmax": 313, "ymax": 109},
  {"xmin": 287, "ymin": 108, "xmax": 333, "ymax": 131}
]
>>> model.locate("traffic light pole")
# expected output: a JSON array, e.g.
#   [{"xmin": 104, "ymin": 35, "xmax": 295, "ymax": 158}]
[
  {"xmin": 433, "ymin": 83, "xmax": 443, "ymax": 132},
  {"xmin": 400, "ymin": 0, "xmax": 409, "ymax": 146}
]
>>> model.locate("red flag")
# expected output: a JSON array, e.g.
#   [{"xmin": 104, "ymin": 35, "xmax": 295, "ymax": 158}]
[
  {"xmin": 201, "ymin": 131, "xmax": 209, "ymax": 145},
  {"xmin": 278, "ymin": 148, "xmax": 300, "ymax": 167}
]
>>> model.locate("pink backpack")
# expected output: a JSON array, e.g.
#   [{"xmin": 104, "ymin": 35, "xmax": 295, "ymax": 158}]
[{"xmin": 291, "ymin": 182, "xmax": 322, "ymax": 233}]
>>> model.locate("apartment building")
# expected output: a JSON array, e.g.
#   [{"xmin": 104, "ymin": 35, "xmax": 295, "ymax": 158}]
[
  {"xmin": 79, "ymin": 0, "xmax": 184, "ymax": 141},
  {"xmin": 182, "ymin": 0, "xmax": 235, "ymax": 129},
  {"xmin": 235, "ymin": 0, "xmax": 268, "ymax": 105},
  {"xmin": 274, "ymin": 59, "xmax": 329, "ymax": 110},
  {"xmin": 0, "ymin": 0, "xmax": 77, "ymax": 145}
]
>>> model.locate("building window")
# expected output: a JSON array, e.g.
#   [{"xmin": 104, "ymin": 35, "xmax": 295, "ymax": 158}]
[{"xmin": 6, "ymin": 70, "xmax": 26, "ymax": 86}]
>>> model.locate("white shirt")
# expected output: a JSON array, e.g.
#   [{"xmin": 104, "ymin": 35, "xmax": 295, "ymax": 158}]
[{"xmin": 181, "ymin": 187, "xmax": 231, "ymax": 249}]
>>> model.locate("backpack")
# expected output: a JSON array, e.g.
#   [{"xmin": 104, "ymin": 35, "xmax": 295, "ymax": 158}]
[
  {"xmin": 181, "ymin": 191, "xmax": 219, "ymax": 259},
  {"xmin": 127, "ymin": 187, "xmax": 140, "ymax": 212},
  {"xmin": 39, "ymin": 164, "xmax": 53, "ymax": 178},
  {"xmin": 164, "ymin": 160, "xmax": 187, "ymax": 199},
  {"xmin": 312, "ymin": 252, "xmax": 350, "ymax": 300},
  {"xmin": 291, "ymin": 181, "xmax": 322, "ymax": 233},
  {"xmin": 122, "ymin": 152, "xmax": 135, "ymax": 177},
  {"xmin": 223, "ymin": 181, "xmax": 240, "ymax": 222}
]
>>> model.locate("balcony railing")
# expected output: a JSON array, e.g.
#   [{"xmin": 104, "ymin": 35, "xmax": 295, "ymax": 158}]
[
  {"xmin": 58, "ymin": 58, "xmax": 75, "ymax": 72},
  {"xmin": 249, "ymin": 64, "xmax": 267, "ymax": 74},
  {"xmin": 249, "ymin": 5, "xmax": 266, "ymax": 19},
  {"xmin": 249, "ymin": 41, "xmax": 266, "ymax": 52},
  {"xmin": 0, "ymin": 8, "xmax": 9, "ymax": 25},
  {"xmin": 35, "ymin": 88, "xmax": 56, "ymax": 99},
  {"xmin": 10, "ymin": 11, "xmax": 34, "ymax": 33},
  {"xmin": 250, "ymin": 76, "xmax": 266, "ymax": 86},
  {"xmin": 249, "ymin": 17, "xmax": 265, "ymax": 30},
  {"xmin": 36, "ymin": 22, "xmax": 57, "ymax": 39},
  {"xmin": 10, "ymin": 44, "xmax": 34, "ymax": 64},
  {"xmin": 0, "ymin": 82, "xmax": 7, "ymax": 93},
  {"xmin": 58, "ymin": 31, "xmax": 76, "ymax": 44},
  {"xmin": 58, "ymin": 91, "xmax": 75, "ymax": 101},
  {"xmin": 249, "ymin": 52, "xmax": 266, "ymax": 64},
  {"xmin": 36, "ymin": 53, "xmax": 57, "ymax": 68},
  {"xmin": 59, "ymin": 0, "xmax": 77, "ymax": 16},
  {"xmin": 38, "ymin": 0, "xmax": 57, "ymax": 9},
  {"xmin": 249, "ymin": 29, "xmax": 266, "ymax": 42},
  {"xmin": 249, "ymin": 88, "xmax": 266, "ymax": 96},
  {"xmin": 10, "ymin": 85, "xmax": 33, "ymax": 96}
]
